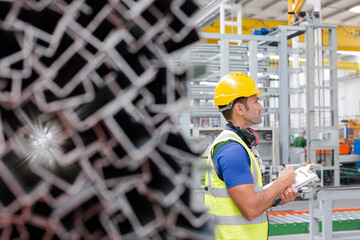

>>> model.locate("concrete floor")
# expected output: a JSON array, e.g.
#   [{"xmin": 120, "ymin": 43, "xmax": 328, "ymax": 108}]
[
  {"xmin": 269, "ymin": 233, "xmax": 309, "ymax": 240},
  {"xmin": 269, "ymin": 231, "xmax": 360, "ymax": 240}
]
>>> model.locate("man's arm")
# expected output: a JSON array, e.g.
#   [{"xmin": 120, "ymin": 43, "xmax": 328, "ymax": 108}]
[{"xmin": 227, "ymin": 167, "xmax": 296, "ymax": 221}]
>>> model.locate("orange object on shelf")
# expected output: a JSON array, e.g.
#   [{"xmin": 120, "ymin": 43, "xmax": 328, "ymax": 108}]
[
  {"xmin": 339, "ymin": 139, "xmax": 351, "ymax": 155},
  {"xmin": 312, "ymin": 142, "xmax": 350, "ymax": 155}
]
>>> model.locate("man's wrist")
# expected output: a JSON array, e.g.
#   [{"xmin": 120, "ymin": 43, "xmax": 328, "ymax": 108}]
[{"xmin": 272, "ymin": 197, "xmax": 281, "ymax": 207}]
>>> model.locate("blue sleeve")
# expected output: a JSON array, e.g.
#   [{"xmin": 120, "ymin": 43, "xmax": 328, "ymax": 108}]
[{"xmin": 213, "ymin": 142, "xmax": 254, "ymax": 189}]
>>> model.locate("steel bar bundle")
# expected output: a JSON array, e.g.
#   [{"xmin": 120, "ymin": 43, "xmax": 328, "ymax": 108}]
[{"xmin": 0, "ymin": 0, "xmax": 213, "ymax": 239}]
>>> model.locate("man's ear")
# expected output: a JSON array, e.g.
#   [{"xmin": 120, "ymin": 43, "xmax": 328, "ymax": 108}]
[{"xmin": 233, "ymin": 102, "xmax": 245, "ymax": 116}]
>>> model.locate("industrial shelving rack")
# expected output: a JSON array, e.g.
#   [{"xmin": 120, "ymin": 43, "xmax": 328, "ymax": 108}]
[
  {"xmin": 174, "ymin": 13, "xmax": 340, "ymax": 189},
  {"xmin": 177, "ymin": 28, "xmax": 307, "ymax": 167},
  {"xmin": 305, "ymin": 15, "xmax": 340, "ymax": 186}
]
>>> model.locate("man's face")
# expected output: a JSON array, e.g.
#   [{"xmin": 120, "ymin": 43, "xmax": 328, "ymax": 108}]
[{"xmin": 242, "ymin": 95, "xmax": 263, "ymax": 127}]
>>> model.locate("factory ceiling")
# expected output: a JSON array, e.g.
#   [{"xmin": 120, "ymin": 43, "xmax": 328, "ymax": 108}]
[{"xmin": 194, "ymin": 0, "xmax": 360, "ymax": 29}]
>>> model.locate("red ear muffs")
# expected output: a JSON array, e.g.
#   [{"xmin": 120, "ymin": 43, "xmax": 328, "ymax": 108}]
[{"xmin": 246, "ymin": 128, "xmax": 259, "ymax": 146}]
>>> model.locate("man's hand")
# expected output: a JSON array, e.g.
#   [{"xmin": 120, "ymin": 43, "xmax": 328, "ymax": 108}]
[
  {"xmin": 277, "ymin": 166, "xmax": 296, "ymax": 189},
  {"xmin": 279, "ymin": 186, "xmax": 298, "ymax": 205}
]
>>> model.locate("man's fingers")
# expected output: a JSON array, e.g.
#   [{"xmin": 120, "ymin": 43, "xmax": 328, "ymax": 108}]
[
  {"xmin": 281, "ymin": 187, "xmax": 299, "ymax": 201},
  {"xmin": 291, "ymin": 186, "xmax": 299, "ymax": 195}
]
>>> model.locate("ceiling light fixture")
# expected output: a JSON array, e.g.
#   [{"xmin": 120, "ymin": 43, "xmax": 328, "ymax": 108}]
[{"xmin": 349, "ymin": 6, "xmax": 360, "ymax": 13}]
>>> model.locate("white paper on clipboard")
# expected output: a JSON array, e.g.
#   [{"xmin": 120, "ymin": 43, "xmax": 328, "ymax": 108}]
[
  {"xmin": 293, "ymin": 164, "xmax": 319, "ymax": 188},
  {"xmin": 263, "ymin": 164, "xmax": 319, "ymax": 191}
]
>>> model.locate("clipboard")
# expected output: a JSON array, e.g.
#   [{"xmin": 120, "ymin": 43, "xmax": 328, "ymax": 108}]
[
  {"xmin": 263, "ymin": 164, "xmax": 319, "ymax": 191},
  {"xmin": 293, "ymin": 164, "xmax": 319, "ymax": 188}
]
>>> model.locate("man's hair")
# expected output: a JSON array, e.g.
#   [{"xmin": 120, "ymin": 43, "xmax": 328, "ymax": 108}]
[{"xmin": 219, "ymin": 97, "xmax": 249, "ymax": 120}]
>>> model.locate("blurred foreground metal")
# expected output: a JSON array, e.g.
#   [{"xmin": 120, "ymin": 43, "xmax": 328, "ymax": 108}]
[{"xmin": 0, "ymin": 0, "xmax": 213, "ymax": 239}]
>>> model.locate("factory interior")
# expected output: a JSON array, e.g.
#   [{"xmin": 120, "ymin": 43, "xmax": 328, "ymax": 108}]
[{"xmin": 1, "ymin": 0, "xmax": 360, "ymax": 239}]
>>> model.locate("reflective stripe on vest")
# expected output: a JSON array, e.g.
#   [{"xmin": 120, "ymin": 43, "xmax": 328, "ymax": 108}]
[
  {"xmin": 209, "ymin": 213, "xmax": 268, "ymax": 225},
  {"xmin": 205, "ymin": 187, "xmax": 229, "ymax": 198},
  {"xmin": 204, "ymin": 129, "xmax": 268, "ymax": 239}
]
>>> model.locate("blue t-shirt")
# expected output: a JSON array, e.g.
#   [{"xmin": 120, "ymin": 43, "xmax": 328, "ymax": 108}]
[{"xmin": 212, "ymin": 126, "xmax": 254, "ymax": 189}]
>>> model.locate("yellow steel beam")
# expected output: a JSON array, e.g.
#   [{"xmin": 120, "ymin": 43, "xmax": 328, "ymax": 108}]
[
  {"xmin": 349, "ymin": 70, "xmax": 360, "ymax": 76},
  {"xmin": 203, "ymin": 19, "xmax": 287, "ymax": 44},
  {"xmin": 293, "ymin": 0, "xmax": 306, "ymax": 14},
  {"xmin": 202, "ymin": 19, "xmax": 360, "ymax": 51},
  {"xmin": 288, "ymin": 0, "xmax": 294, "ymax": 25},
  {"xmin": 288, "ymin": 0, "xmax": 307, "ymax": 25},
  {"xmin": 346, "ymin": 120, "xmax": 357, "ymax": 129},
  {"xmin": 336, "ymin": 62, "xmax": 359, "ymax": 70},
  {"xmin": 326, "ymin": 26, "xmax": 360, "ymax": 51},
  {"xmin": 354, "ymin": 120, "xmax": 360, "ymax": 127}
]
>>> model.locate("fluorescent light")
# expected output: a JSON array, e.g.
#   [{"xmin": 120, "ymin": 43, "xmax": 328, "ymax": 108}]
[
  {"xmin": 349, "ymin": 6, "xmax": 360, "ymax": 13},
  {"xmin": 338, "ymin": 50, "xmax": 360, "ymax": 56}
]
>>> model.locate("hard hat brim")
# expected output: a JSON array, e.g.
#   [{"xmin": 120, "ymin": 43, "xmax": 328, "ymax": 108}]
[{"xmin": 214, "ymin": 91, "xmax": 264, "ymax": 106}]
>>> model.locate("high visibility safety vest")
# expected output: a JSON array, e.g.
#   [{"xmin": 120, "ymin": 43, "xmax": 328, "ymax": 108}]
[{"xmin": 204, "ymin": 129, "xmax": 268, "ymax": 240}]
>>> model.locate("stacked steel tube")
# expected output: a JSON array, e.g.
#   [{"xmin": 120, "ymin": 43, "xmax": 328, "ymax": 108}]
[{"xmin": 0, "ymin": 0, "xmax": 213, "ymax": 239}]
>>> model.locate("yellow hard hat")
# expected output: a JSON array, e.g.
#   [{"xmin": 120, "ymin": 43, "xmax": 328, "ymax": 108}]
[{"xmin": 214, "ymin": 72, "xmax": 263, "ymax": 106}]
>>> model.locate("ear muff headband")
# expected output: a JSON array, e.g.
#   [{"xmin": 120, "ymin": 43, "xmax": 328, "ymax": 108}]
[{"xmin": 226, "ymin": 122, "xmax": 259, "ymax": 147}]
